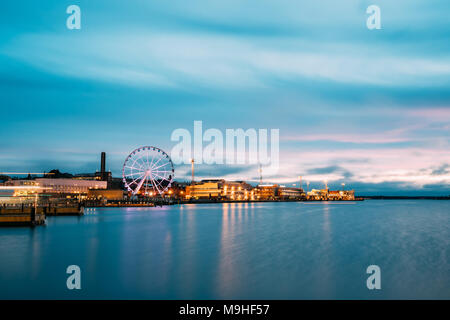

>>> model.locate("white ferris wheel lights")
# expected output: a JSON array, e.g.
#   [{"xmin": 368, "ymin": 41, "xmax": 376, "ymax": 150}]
[{"xmin": 122, "ymin": 146, "xmax": 175, "ymax": 196}]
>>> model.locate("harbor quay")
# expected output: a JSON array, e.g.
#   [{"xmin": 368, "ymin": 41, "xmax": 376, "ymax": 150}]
[{"xmin": 0, "ymin": 151, "xmax": 357, "ymax": 226}]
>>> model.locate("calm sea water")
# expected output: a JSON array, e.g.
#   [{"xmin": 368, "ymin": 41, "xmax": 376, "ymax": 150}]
[{"xmin": 0, "ymin": 200, "xmax": 449, "ymax": 299}]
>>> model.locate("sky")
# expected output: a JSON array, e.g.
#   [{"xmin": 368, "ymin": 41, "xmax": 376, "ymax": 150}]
[{"xmin": 0, "ymin": 0, "xmax": 449, "ymax": 195}]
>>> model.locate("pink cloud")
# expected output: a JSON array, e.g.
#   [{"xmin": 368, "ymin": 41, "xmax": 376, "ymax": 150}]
[
  {"xmin": 282, "ymin": 133, "xmax": 410, "ymax": 144},
  {"xmin": 270, "ymin": 147, "xmax": 450, "ymax": 186},
  {"xmin": 407, "ymin": 107, "xmax": 450, "ymax": 120}
]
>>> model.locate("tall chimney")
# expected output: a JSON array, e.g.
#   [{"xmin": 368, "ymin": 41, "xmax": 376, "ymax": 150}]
[{"xmin": 101, "ymin": 152, "xmax": 106, "ymax": 179}]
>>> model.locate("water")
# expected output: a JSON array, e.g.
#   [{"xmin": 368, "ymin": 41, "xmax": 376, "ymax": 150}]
[{"xmin": 0, "ymin": 200, "xmax": 449, "ymax": 299}]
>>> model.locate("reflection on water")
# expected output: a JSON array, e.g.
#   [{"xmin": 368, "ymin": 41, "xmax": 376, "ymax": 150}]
[
  {"xmin": 218, "ymin": 203, "xmax": 232, "ymax": 296},
  {"xmin": 0, "ymin": 201, "xmax": 449, "ymax": 299}
]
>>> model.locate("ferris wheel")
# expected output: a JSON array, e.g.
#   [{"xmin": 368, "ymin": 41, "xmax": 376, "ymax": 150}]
[{"xmin": 122, "ymin": 146, "xmax": 174, "ymax": 196}]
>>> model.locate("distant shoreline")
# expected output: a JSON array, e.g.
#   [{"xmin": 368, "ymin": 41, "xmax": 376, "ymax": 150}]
[{"xmin": 361, "ymin": 196, "xmax": 450, "ymax": 200}]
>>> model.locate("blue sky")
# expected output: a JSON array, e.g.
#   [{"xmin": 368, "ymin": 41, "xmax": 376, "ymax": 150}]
[{"xmin": 0, "ymin": 0, "xmax": 449, "ymax": 195}]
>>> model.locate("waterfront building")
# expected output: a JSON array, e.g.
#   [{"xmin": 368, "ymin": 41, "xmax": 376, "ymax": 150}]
[
  {"xmin": 255, "ymin": 184, "xmax": 279, "ymax": 200},
  {"xmin": 328, "ymin": 190, "xmax": 341, "ymax": 200},
  {"xmin": 308, "ymin": 188, "xmax": 355, "ymax": 200},
  {"xmin": 164, "ymin": 182, "xmax": 189, "ymax": 199},
  {"xmin": 87, "ymin": 189, "xmax": 124, "ymax": 200},
  {"xmin": 277, "ymin": 186, "xmax": 305, "ymax": 200},
  {"xmin": 35, "ymin": 178, "xmax": 106, "ymax": 194},
  {"xmin": 5, "ymin": 178, "xmax": 107, "ymax": 197},
  {"xmin": 222, "ymin": 181, "xmax": 253, "ymax": 200},
  {"xmin": 307, "ymin": 188, "xmax": 328, "ymax": 200},
  {"xmin": 340, "ymin": 190, "xmax": 355, "ymax": 200},
  {"xmin": 72, "ymin": 173, "xmax": 103, "ymax": 181},
  {"xmin": 185, "ymin": 179, "xmax": 253, "ymax": 200},
  {"xmin": 185, "ymin": 180, "xmax": 222, "ymax": 200}
]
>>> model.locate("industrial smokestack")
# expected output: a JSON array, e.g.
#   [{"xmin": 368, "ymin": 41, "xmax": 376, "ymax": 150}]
[{"xmin": 101, "ymin": 152, "xmax": 106, "ymax": 179}]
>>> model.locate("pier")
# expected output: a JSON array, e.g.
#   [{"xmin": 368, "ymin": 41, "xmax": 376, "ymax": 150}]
[
  {"xmin": 0, "ymin": 203, "xmax": 84, "ymax": 227},
  {"xmin": 0, "ymin": 205, "xmax": 46, "ymax": 227}
]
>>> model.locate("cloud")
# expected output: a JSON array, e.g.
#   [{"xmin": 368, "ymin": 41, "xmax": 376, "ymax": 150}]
[
  {"xmin": 431, "ymin": 164, "xmax": 450, "ymax": 176},
  {"xmin": 283, "ymin": 133, "xmax": 410, "ymax": 144},
  {"xmin": 0, "ymin": 0, "xmax": 449, "ymax": 195},
  {"xmin": 2, "ymin": 30, "xmax": 450, "ymax": 92},
  {"xmin": 407, "ymin": 108, "xmax": 450, "ymax": 121},
  {"xmin": 282, "ymin": 107, "xmax": 450, "ymax": 146},
  {"xmin": 176, "ymin": 163, "xmax": 257, "ymax": 180}
]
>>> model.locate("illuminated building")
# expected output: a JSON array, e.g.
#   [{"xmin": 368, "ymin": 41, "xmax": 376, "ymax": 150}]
[
  {"xmin": 307, "ymin": 189, "xmax": 328, "ymax": 200},
  {"xmin": 87, "ymin": 189, "xmax": 124, "ymax": 200},
  {"xmin": 328, "ymin": 190, "xmax": 355, "ymax": 200},
  {"xmin": 0, "ymin": 185, "xmax": 49, "ymax": 204},
  {"xmin": 255, "ymin": 184, "xmax": 279, "ymax": 200},
  {"xmin": 5, "ymin": 178, "xmax": 107, "ymax": 196},
  {"xmin": 34, "ymin": 178, "xmax": 106, "ymax": 194},
  {"xmin": 343, "ymin": 190, "xmax": 355, "ymax": 200},
  {"xmin": 277, "ymin": 186, "xmax": 305, "ymax": 200},
  {"xmin": 308, "ymin": 189, "xmax": 355, "ymax": 200},
  {"xmin": 186, "ymin": 180, "xmax": 253, "ymax": 200},
  {"xmin": 221, "ymin": 181, "xmax": 253, "ymax": 200},
  {"xmin": 328, "ymin": 190, "xmax": 341, "ymax": 200},
  {"xmin": 186, "ymin": 181, "xmax": 222, "ymax": 199}
]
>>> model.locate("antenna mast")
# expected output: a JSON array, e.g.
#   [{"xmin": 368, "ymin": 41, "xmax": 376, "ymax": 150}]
[
  {"xmin": 259, "ymin": 164, "xmax": 263, "ymax": 185},
  {"xmin": 191, "ymin": 158, "xmax": 195, "ymax": 185}
]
